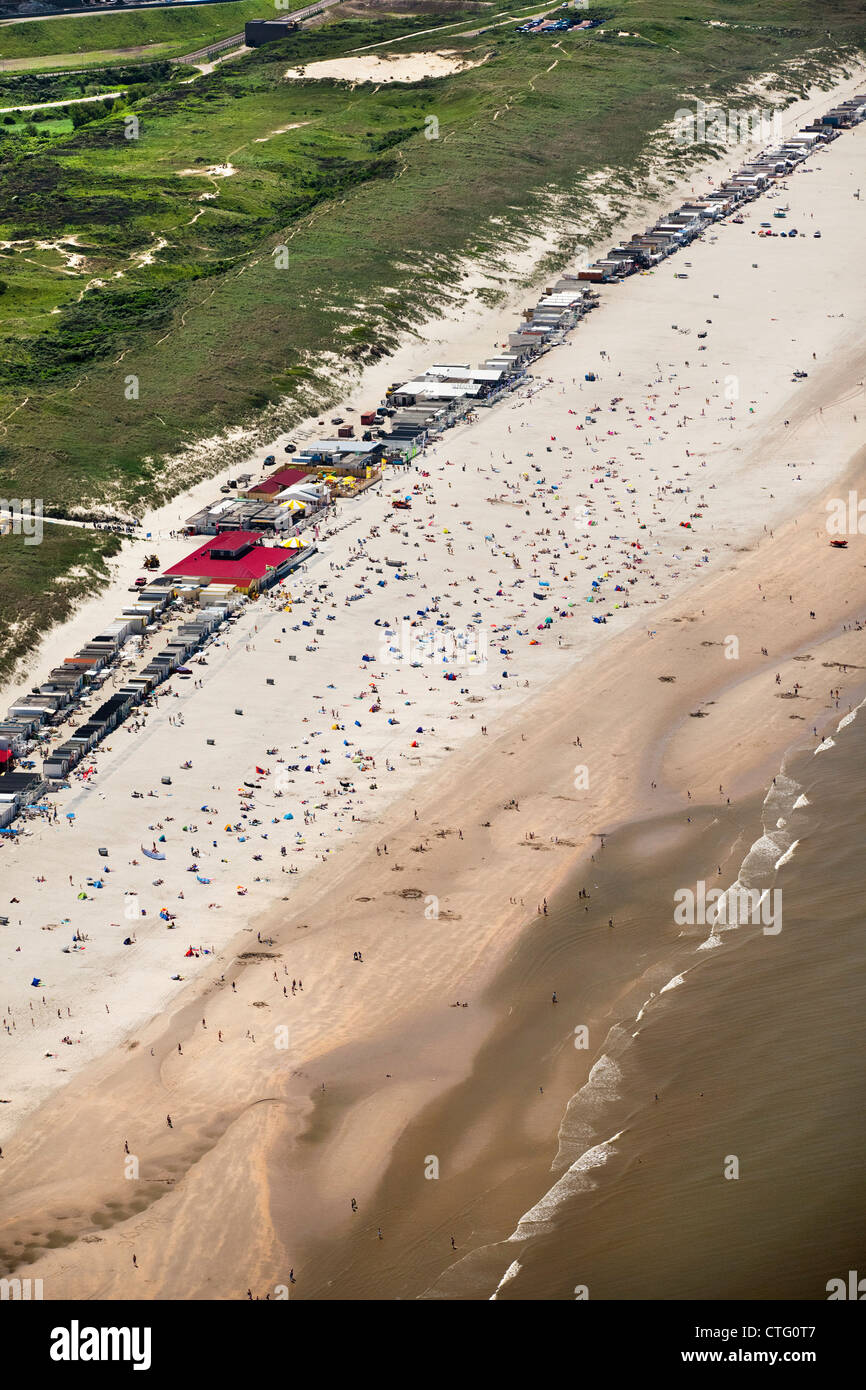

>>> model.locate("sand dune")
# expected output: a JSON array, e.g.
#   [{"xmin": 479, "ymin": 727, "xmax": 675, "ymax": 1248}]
[{"xmin": 284, "ymin": 50, "xmax": 482, "ymax": 84}]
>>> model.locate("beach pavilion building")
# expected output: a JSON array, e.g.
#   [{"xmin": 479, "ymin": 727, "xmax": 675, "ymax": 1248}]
[{"xmin": 162, "ymin": 531, "xmax": 306, "ymax": 595}]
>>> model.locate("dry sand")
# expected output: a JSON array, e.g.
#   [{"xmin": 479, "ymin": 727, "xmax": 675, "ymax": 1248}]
[{"xmin": 1, "ymin": 83, "xmax": 865, "ymax": 1298}]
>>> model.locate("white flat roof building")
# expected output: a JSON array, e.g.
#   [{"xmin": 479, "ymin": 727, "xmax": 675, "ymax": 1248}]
[
  {"xmin": 424, "ymin": 366, "xmax": 504, "ymax": 382},
  {"xmin": 419, "ymin": 382, "xmax": 483, "ymax": 399},
  {"xmin": 311, "ymin": 439, "xmax": 381, "ymax": 453},
  {"xmin": 394, "ymin": 380, "xmax": 482, "ymax": 399},
  {"xmin": 537, "ymin": 292, "xmax": 583, "ymax": 307}
]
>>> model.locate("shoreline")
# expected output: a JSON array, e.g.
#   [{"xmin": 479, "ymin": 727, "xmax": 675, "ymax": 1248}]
[{"xmin": 269, "ymin": 504, "xmax": 866, "ymax": 1299}]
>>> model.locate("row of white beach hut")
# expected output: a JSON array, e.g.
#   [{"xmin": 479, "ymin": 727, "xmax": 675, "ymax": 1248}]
[{"xmin": 577, "ymin": 93, "xmax": 866, "ymax": 283}]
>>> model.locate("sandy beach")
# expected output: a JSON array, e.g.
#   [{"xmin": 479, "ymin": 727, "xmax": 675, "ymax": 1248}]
[{"xmin": 1, "ymin": 73, "xmax": 865, "ymax": 1299}]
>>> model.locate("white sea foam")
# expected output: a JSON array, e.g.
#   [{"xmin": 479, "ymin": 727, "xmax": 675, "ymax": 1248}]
[
  {"xmin": 635, "ymin": 992, "xmax": 656, "ymax": 1022},
  {"xmin": 740, "ymin": 833, "xmax": 787, "ymax": 875},
  {"xmin": 814, "ymin": 737, "xmax": 835, "ymax": 754},
  {"xmin": 837, "ymin": 710, "xmax": 857, "ymax": 732},
  {"xmin": 774, "ymin": 839, "xmax": 799, "ymax": 870},
  {"xmin": 660, "ymin": 972, "xmax": 685, "ymax": 994},
  {"xmin": 701, "ymin": 881, "xmax": 755, "ymax": 935},
  {"xmin": 793, "ymin": 794, "xmax": 810, "ymax": 809},
  {"xmin": 489, "ymin": 1260, "xmax": 522, "ymax": 1299},
  {"xmin": 551, "ymin": 1052, "xmax": 624, "ymax": 1172},
  {"xmin": 697, "ymin": 759, "xmax": 802, "ymax": 952},
  {"xmin": 763, "ymin": 773, "xmax": 800, "ymax": 803},
  {"xmin": 701, "ymin": 838, "xmax": 777, "ymax": 948},
  {"xmin": 511, "ymin": 1132, "xmax": 624, "ymax": 1240}
]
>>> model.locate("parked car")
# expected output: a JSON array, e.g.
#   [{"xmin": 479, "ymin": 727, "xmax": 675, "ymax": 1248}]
[{"xmin": 264, "ymin": 454, "xmax": 276, "ymax": 466}]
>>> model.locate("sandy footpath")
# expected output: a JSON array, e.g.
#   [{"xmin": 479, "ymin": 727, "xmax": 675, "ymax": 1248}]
[{"xmin": 0, "ymin": 80, "xmax": 865, "ymax": 1296}]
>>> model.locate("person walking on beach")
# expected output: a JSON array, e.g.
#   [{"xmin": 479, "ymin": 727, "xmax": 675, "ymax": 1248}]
[
  {"xmin": 166, "ymin": 1114, "xmax": 173, "ymax": 1129},
  {"xmin": 551, "ymin": 992, "xmax": 557, "ymax": 1005}
]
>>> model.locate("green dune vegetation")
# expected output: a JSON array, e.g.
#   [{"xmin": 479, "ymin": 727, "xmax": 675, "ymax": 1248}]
[
  {"xmin": 0, "ymin": 0, "xmax": 864, "ymax": 673},
  {"xmin": 0, "ymin": 1, "xmax": 283, "ymax": 69},
  {"xmin": 0, "ymin": 523, "xmax": 121, "ymax": 683}
]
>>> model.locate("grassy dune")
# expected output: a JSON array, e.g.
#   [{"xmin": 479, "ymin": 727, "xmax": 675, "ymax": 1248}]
[
  {"xmin": 0, "ymin": 524, "xmax": 121, "ymax": 684},
  {"xmin": 0, "ymin": 45, "xmax": 184, "ymax": 74},
  {"xmin": 0, "ymin": 1, "xmax": 283, "ymax": 68}
]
